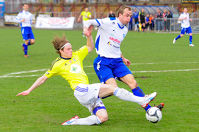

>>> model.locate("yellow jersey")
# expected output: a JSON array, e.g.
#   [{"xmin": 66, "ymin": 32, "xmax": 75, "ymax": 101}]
[
  {"xmin": 44, "ymin": 46, "xmax": 89, "ymax": 90},
  {"xmin": 81, "ymin": 11, "xmax": 91, "ymax": 21}
]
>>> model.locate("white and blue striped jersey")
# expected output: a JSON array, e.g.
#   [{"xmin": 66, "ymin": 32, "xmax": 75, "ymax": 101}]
[
  {"xmin": 16, "ymin": 10, "xmax": 33, "ymax": 27},
  {"xmin": 84, "ymin": 18, "xmax": 128, "ymax": 58},
  {"xmin": 179, "ymin": 13, "xmax": 190, "ymax": 28}
]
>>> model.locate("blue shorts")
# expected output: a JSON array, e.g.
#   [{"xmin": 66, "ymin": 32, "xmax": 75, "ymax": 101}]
[
  {"xmin": 180, "ymin": 26, "xmax": 192, "ymax": 34},
  {"xmin": 21, "ymin": 27, "xmax": 35, "ymax": 40},
  {"xmin": 93, "ymin": 56, "xmax": 132, "ymax": 83}
]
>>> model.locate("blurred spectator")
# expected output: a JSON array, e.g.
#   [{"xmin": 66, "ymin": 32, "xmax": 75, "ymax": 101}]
[
  {"xmin": 128, "ymin": 15, "xmax": 133, "ymax": 31},
  {"xmin": 156, "ymin": 8, "xmax": 163, "ymax": 31},
  {"xmin": 145, "ymin": 14, "xmax": 149, "ymax": 31},
  {"xmin": 53, "ymin": 0, "xmax": 60, "ymax": 3},
  {"xmin": 166, "ymin": 11, "xmax": 173, "ymax": 31},
  {"xmin": 108, "ymin": 10, "xmax": 115, "ymax": 18},
  {"xmin": 139, "ymin": 8, "xmax": 146, "ymax": 32},
  {"xmin": 163, "ymin": 9, "xmax": 167, "ymax": 31},
  {"xmin": 149, "ymin": 14, "xmax": 154, "ymax": 30},
  {"xmin": 133, "ymin": 8, "xmax": 139, "ymax": 31}
]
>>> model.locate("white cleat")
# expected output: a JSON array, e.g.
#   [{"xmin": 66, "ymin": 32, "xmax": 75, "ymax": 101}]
[
  {"xmin": 189, "ymin": 44, "xmax": 195, "ymax": 47},
  {"xmin": 61, "ymin": 115, "xmax": 79, "ymax": 125},
  {"xmin": 173, "ymin": 38, "xmax": 176, "ymax": 44},
  {"xmin": 141, "ymin": 92, "xmax": 157, "ymax": 108}
]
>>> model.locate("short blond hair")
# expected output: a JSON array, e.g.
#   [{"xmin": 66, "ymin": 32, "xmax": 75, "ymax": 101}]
[{"xmin": 117, "ymin": 5, "xmax": 132, "ymax": 17}]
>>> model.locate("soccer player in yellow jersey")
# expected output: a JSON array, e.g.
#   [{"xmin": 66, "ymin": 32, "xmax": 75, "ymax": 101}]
[
  {"xmin": 16, "ymin": 27, "xmax": 157, "ymax": 125},
  {"xmin": 78, "ymin": 7, "xmax": 91, "ymax": 28}
]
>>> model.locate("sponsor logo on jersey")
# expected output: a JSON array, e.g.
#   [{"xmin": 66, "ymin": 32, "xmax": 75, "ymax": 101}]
[{"xmin": 109, "ymin": 36, "xmax": 121, "ymax": 44}]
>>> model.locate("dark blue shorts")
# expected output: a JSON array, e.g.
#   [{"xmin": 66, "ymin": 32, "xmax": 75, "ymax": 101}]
[
  {"xmin": 93, "ymin": 56, "xmax": 132, "ymax": 83},
  {"xmin": 180, "ymin": 26, "xmax": 192, "ymax": 34},
  {"xmin": 21, "ymin": 27, "xmax": 35, "ymax": 40}
]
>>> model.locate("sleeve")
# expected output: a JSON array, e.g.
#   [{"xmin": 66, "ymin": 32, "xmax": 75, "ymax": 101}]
[
  {"xmin": 44, "ymin": 61, "xmax": 59, "ymax": 78},
  {"xmin": 76, "ymin": 46, "xmax": 88, "ymax": 61},
  {"xmin": 30, "ymin": 14, "xmax": 33, "ymax": 25},
  {"xmin": 84, "ymin": 18, "xmax": 110, "ymax": 29},
  {"xmin": 179, "ymin": 14, "xmax": 183, "ymax": 19},
  {"xmin": 16, "ymin": 13, "xmax": 22, "ymax": 23},
  {"xmin": 88, "ymin": 12, "xmax": 91, "ymax": 18},
  {"xmin": 81, "ymin": 11, "xmax": 84, "ymax": 16}
]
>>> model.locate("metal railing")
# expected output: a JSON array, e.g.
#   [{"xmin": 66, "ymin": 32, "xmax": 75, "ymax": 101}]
[
  {"xmin": 2, "ymin": 11, "xmax": 199, "ymax": 33},
  {"xmin": 153, "ymin": 18, "xmax": 199, "ymax": 33}
]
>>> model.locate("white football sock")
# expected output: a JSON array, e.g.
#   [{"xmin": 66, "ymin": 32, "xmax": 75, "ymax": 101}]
[
  {"xmin": 113, "ymin": 88, "xmax": 144, "ymax": 105},
  {"xmin": 72, "ymin": 115, "xmax": 101, "ymax": 125}
]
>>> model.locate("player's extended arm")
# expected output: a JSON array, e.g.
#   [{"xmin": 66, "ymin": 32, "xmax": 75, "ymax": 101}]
[
  {"xmin": 77, "ymin": 14, "xmax": 82, "ymax": 23},
  {"xmin": 121, "ymin": 54, "xmax": 131, "ymax": 67},
  {"xmin": 84, "ymin": 19, "xmax": 100, "ymax": 28},
  {"xmin": 16, "ymin": 75, "xmax": 48, "ymax": 96},
  {"xmin": 85, "ymin": 26, "xmax": 94, "ymax": 52}
]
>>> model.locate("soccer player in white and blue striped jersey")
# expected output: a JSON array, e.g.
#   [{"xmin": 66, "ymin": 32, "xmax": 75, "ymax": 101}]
[
  {"xmin": 173, "ymin": 8, "xmax": 194, "ymax": 47},
  {"xmin": 84, "ymin": 5, "xmax": 164, "ymax": 112},
  {"xmin": 16, "ymin": 4, "xmax": 35, "ymax": 57}
]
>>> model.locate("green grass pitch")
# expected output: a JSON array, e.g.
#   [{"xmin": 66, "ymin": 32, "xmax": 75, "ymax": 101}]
[{"xmin": 0, "ymin": 27, "xmax": 199, "ymax": 132}]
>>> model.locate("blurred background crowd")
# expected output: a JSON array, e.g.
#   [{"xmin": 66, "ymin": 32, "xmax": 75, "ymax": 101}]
[{"xmin": 0, "ymin": 0, "xmax": 199, "ymax": 32}]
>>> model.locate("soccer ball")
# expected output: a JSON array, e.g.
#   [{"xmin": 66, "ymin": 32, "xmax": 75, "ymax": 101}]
[{"xmin": 146, "ymin": 107, "xmax": 162, "ymax": 123}]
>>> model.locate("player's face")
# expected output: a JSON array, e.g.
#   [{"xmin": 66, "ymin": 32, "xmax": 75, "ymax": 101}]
[
  {"xmin": 119, "ymin": 8, "xmax": 132, "ymax": 25},
  {"xmin": 184, "ymin": 8, "xmax": 187, "ymax": 13},
  {"xmin": 85, "ymin": 8, "xmax": 88, "ymax": 12},
  {"xmin": 23, "ymin": 4, "xmax": 29, "ymax": 11},
  {"xmin": 61, "ymin": 45, "xmax": 73, "ymax": 58}
]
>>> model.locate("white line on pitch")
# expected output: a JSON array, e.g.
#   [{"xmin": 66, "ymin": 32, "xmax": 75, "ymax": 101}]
[{"xmin": 1, "ymin": 68, "xmax": 199, "ymax": 78}]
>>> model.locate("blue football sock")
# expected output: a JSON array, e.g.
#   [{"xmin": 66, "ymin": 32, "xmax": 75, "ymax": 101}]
[
  {"xmin": 189, "ymin": 36, "xmax": 192, "ymax": 44},
  {"xmin": 28, "ymin": 40, "xmax": 31, "ymax": 46},
  {"xmin": 23, "ymin": 43, "xmax": 28, "ymax": 55},
  {"xmin": 132, "ymin": 86, "xmax": 151, "ymax": 111},
  {"xmin": 175, "ymin": 35, "xmax": 181, "ymax": 40}
]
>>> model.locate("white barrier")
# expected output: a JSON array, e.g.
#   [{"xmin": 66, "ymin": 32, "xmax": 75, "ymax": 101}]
[
  {"xmin": 35, "ymin": 17, "xmax": 75, "ymax": 29},
  {"xmin": 4, "ymin": 14, "xmax": 17, "ymax": 24}
]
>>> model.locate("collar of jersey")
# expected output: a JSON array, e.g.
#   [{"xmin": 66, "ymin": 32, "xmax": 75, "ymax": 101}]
[
  {"xmin": 60, "ymin": 56, "xmax": 71, "ymax": 60},
  {"xmin": 116, "ymin": 18, "xmax": 125, "ymax": 29}
]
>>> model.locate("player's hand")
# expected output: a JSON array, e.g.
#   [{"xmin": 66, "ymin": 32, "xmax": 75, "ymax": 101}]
[
  {"xmin": 77, "ymin": 18, "xmax": 81, "ymax": 23},
  {"xmin": 32, "ymin": 20, "xmax": 35, "ymax": 24},
  {"xmin": 190, "ymin": 18, "xmax": 192, "ymax": 22},
  {"xmin": 21, "ymin": 19, "xmax": 25, "ymax": 22},
  {"xmin": 123, "ymin": 58, "xmax": 131, "ymax": 67},
  {"xmin": 16, "ymin": 90, "xmax": 31, "ymax": 96},
  {"xmin": 84, "ymin": 25, "xmax": 93, "ymax": 37}
]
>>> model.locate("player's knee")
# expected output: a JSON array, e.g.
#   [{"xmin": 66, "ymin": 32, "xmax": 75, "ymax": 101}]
[
  {"xmin": 31, "ymin": 40, "xmax": 35, "ymax": 44},
  {"xmin": 98, "ymin": 114, "xmax": 108, "ymax": 123},
  {"xmin": 96, "ymin": 109, "xmax": 108, "ymax": 123},
  {"xmin": 25, "ymin": 40, "xmax": 29, "ymax": 45},
  {"xmin": 180, "ymin": 34, "xmax": 184, "ymax": 37}
]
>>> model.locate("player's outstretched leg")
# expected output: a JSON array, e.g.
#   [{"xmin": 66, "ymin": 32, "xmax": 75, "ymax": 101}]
[
  {"xmin": 99, "ymin": 84, "xmax": 156, "ymax": 110},
  {"xmin": 61, "ymin": 115, "xmax": 101, "ymax": 125},
  {"xmin": 112, "ymin": 88, "xmax": 157, "ymax": 108}
]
